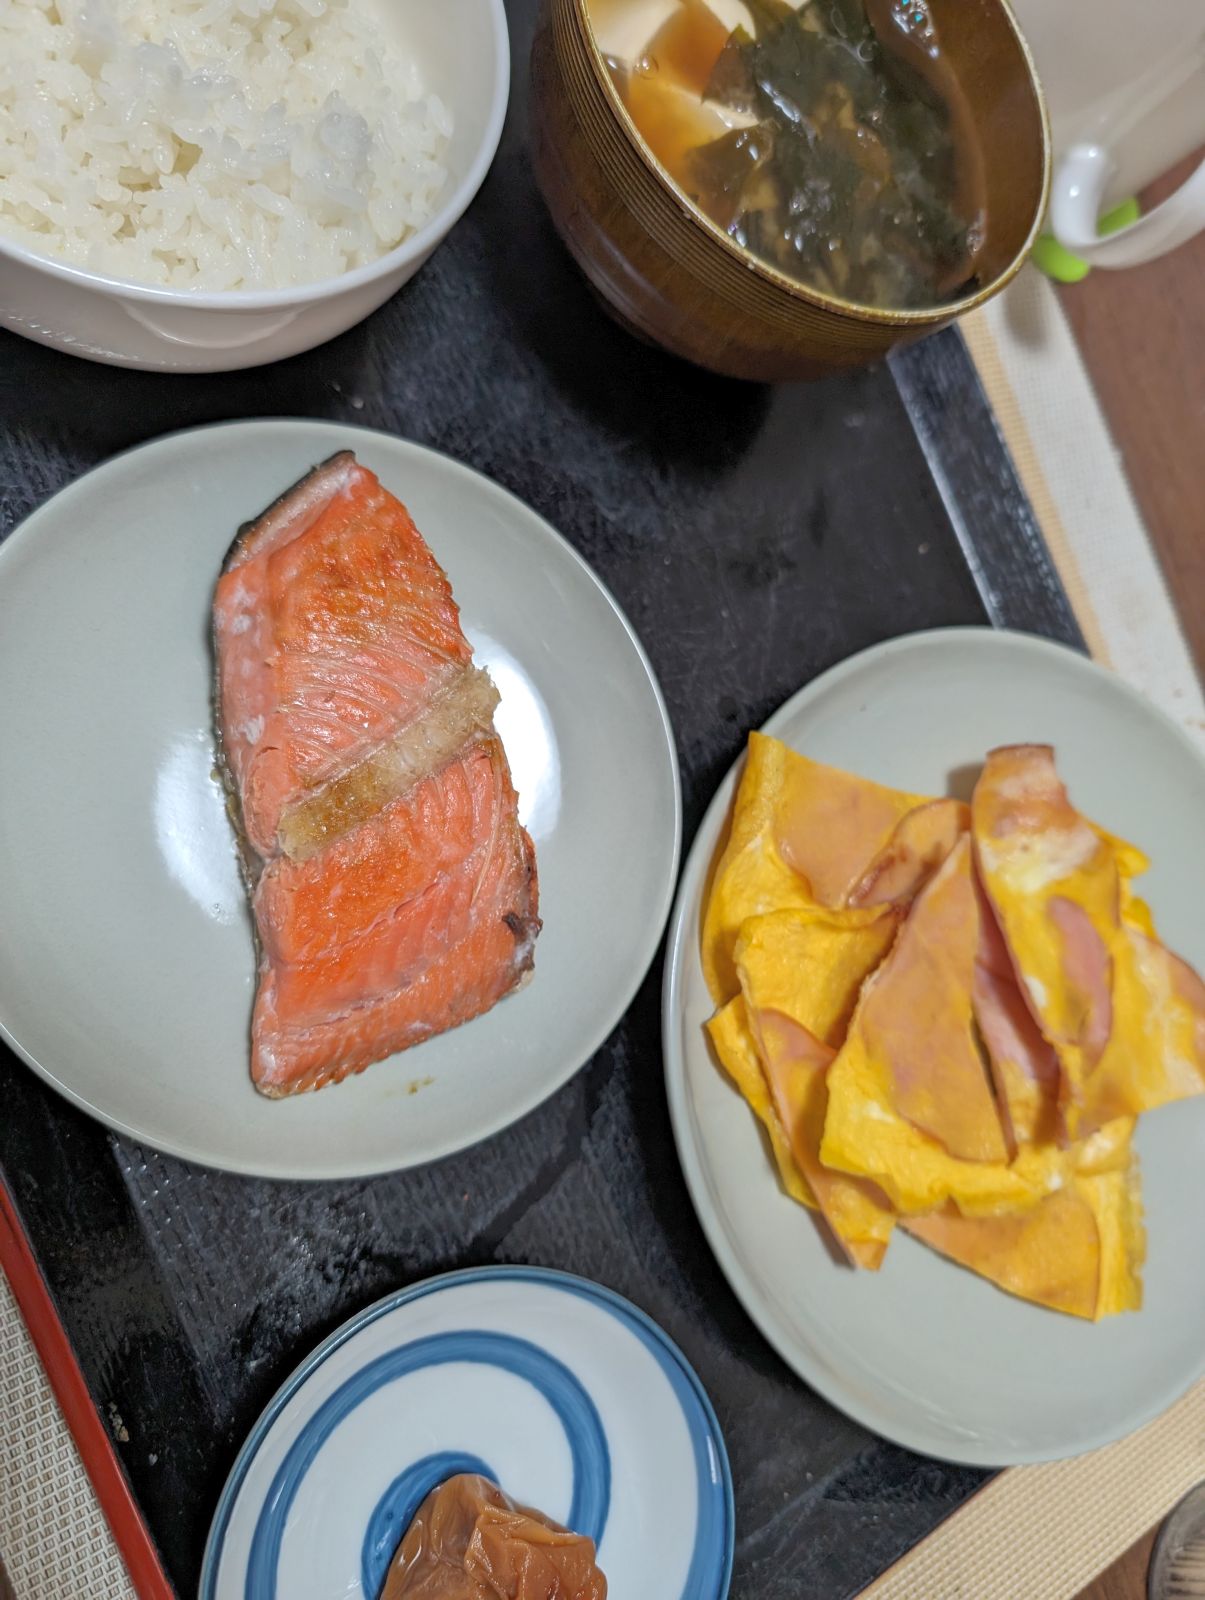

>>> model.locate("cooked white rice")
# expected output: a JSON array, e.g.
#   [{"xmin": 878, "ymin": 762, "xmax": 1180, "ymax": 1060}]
[{"xmin": 0, "ymin": 0, "xmax": 452, "ymax": 290}]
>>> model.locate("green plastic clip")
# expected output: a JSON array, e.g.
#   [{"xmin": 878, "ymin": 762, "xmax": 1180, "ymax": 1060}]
[{"xmin": 1032, "ymin": 198, "xmax": 1142, "ymax": 283}]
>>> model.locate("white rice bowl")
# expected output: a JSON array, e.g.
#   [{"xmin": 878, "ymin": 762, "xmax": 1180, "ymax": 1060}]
[{"xmin": 0, "ymin": 0, "xmax": 453, "ymax": 291}]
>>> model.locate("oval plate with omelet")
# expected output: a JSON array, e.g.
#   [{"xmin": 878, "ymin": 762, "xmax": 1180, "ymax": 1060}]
[{"xmin": 663, "ymin": 628, "xmax": 1205, "ymax": 1465}]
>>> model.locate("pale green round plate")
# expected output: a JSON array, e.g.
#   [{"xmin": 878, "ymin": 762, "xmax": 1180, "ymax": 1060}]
[
  {"xmin": 664, "ymin": 628, "xmax": 1205, "ymax": 1466},
  {"xmin": 0, "ymin": 420, "xmax": 680, "ymax": 1178}
]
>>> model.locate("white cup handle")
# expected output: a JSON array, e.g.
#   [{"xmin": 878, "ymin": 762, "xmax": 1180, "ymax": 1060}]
[{"xmin": 1050, "ymin": 144, "xmax": 1205, "ymax": 268}]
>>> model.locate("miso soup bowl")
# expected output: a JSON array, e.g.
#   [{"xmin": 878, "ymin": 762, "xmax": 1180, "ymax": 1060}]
[
  {"xmin": 0, "ymin": 0, "xmax": 508, "ymax": 372},
  {"xmin": 531, "ymin": 0, "xmax": 1051, "ymax": 381}
]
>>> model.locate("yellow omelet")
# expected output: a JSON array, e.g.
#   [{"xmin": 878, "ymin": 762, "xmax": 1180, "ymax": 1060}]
[
  {"xmin": 820, "ymin": 837, "xmax": 1012, "ymax": 1199},
  {"xmin": 973, "ymin": 745, "xmax": 1205, "ymax": 1138},
  {"xmin": 735, "ymin": 908, "xmax": 899, "ymax": 1268},
  {"xmin": 903, "ymin": 1157, "xmax": 1144, "ymax": 1319},
  {"xmin": 707, "ymin": 996, "xmax": 816, "ymax": 1212},
  {"xmin": 700, "ymin": 737, "xmax": 1184, "ymax": 1319},
  {"xmin": 817, "ymin": 833, "xmax": 1136, "ymax": 1220},
  {"xmin": 702, "ymin": 732, "xmax": 960, "ymax": 1003}
]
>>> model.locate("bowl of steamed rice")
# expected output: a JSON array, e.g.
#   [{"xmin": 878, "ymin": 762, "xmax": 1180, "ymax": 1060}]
[{"xmin": 0, "ymin": 0, "xmax": 508, "ymax": 370}]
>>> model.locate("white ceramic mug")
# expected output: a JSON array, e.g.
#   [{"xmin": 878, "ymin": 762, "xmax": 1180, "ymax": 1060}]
[{"xmin": 1007, "ymin": 0, "xmax": 1205, "ymax": 267}]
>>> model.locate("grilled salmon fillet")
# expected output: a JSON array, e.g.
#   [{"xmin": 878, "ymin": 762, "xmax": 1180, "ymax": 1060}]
[{"xmin": 212, "ymin": 452, "xmax": 540, "ymax": 1096}]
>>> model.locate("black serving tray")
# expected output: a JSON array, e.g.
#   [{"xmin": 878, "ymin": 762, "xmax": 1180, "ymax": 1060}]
[{"xmin": 0, "ymin": 3, "xmax": 1081, "ymax": 1594}]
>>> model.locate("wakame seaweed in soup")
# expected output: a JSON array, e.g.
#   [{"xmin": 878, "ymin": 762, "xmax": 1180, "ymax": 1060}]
[{"xmin": 597, "ymin": 0, "xmax": 987, "ymax": 310}]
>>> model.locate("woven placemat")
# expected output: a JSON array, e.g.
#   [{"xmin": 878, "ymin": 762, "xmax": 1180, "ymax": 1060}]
[
  {"xmin": 862, "ymin": 1380, "xmax": 1205, "ymax": 1599},
  {"xmin": 0, "ymin": 1268, "xmax": 136, "ymax": 1600}
]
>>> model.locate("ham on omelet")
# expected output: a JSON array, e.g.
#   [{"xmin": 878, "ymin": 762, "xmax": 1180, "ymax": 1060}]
[
  {"xmin": 701, "ymin": 734, "xmax": 940, "ymax": 1003},
  {"xmin": 902, "ymin": 1163, "xmax": 1144, "ymax": 1321},
  {"xmin": 734, "ymin": 908, "xmax": 899, "ymax": 1269},
  {"xmin": 973, "ymin": 745, "xmax": 1205, "ymax": 1139},
  {"xmin": 701, "ymin": 733, "xmax": 1202, "ymax": 1320}
]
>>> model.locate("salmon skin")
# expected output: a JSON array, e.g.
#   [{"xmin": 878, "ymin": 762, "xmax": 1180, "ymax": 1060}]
[{"xmin": 212, "ymin": 452, "xmax": 540, "ymax": 1096}]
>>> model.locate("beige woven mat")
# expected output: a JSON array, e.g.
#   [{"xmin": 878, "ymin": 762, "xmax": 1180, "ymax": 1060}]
[
  {"xmin": 0, "ymin": 1269, "xmax": 136, "ymax": 1600},
  {"xmin": 862, "ymin": 1380, "xmax": 1205, "ymax": 1599},
  {"xmin": 860, "ymin": 269, "xmax": 1205, "ymax": 1600}
]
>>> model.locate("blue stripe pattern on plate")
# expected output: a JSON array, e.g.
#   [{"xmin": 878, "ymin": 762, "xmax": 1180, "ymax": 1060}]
[
  {"xmin": 200, "ymin": 1267, "xmax": 733, "ymax": 1600},
  {"xmin": 360, "ymin": 1451, "xmax": 494, "ymax": 1598},
  {"xmin": 245, "ymin": 1331, "xmax": 610, "ymax": 1600},
  {"xmin": 613, "ymin": 1312, "xmax": 731, "ymax": 1600}
]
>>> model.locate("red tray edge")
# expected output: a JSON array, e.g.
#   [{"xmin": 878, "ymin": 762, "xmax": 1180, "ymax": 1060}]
[{"xmin": 0, "ymin": 1180, "xmax": 176, "ymax": 1600}]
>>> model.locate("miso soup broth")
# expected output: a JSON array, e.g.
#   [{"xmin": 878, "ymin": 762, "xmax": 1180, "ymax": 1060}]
[{"xmin": 589, "ymin": 0, "xmax": 988, "ymax": 310}]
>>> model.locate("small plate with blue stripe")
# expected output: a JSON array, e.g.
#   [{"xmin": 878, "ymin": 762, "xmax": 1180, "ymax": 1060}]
[{"xmin": 200, "ymin": 1265, "xmax": 733, "ymax": 1600}]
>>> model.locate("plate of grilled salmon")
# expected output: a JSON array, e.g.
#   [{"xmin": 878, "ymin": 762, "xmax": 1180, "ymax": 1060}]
[
  {"xmin": 0, "ymin": 420, "xmax": 680, "ymax": 1177},
  {"xmin": 664, "ymin": 628, "xmax": 1205, "ymax": 1465}
]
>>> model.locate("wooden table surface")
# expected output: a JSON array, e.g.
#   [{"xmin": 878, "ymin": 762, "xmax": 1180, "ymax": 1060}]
[
  {"xmin": 1079, "ymin": 1529, "xmax": 1159, "ymax": 1600},
  {"xmin": 1057, "ymin": 156, "xmax": 1205, "ymax": 681},
  {"xmin": 1063, "ymin": 171, "xmax": 1204, "ymax": 1600}
]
